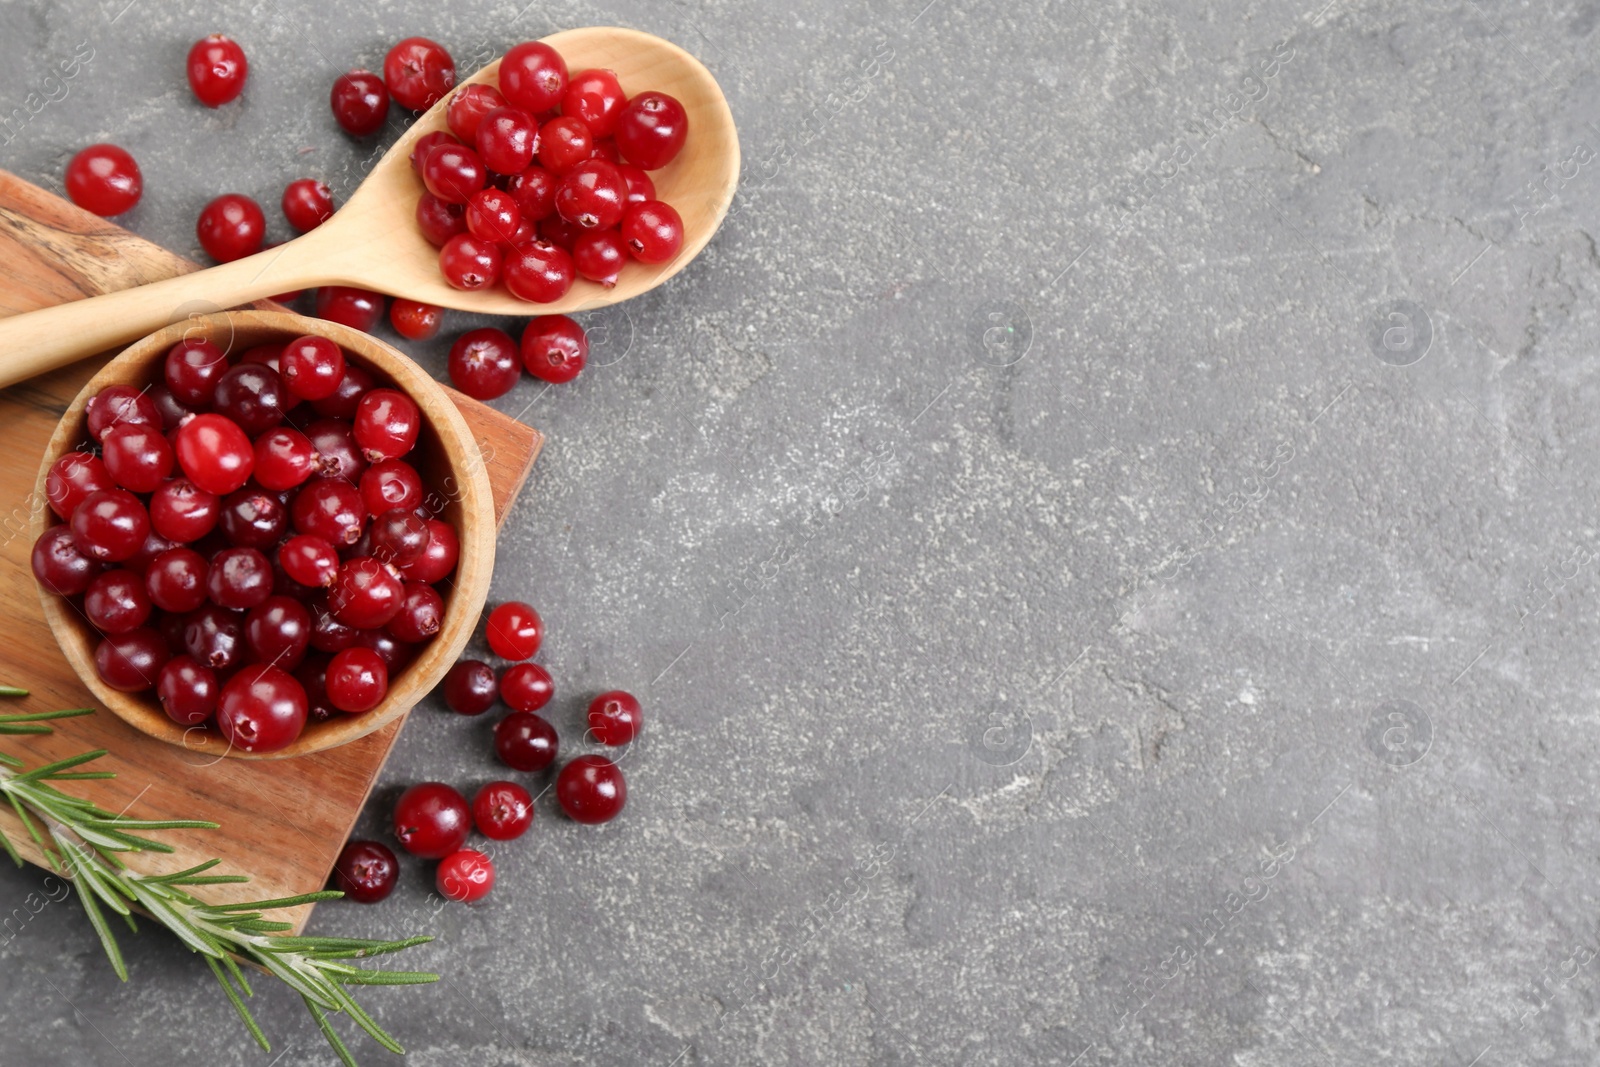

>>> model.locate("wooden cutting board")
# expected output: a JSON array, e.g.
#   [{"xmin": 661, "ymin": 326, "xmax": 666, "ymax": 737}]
[{"xmin": 0, "ymin": 170, "xmax": 542, "ymax": 933}]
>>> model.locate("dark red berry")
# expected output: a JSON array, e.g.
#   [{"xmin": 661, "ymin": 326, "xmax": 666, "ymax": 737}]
[
  {"xmin": 447, "ymin": 84, "xmax": 506, "ymax": 142},
  {"xmin": 439, "ymin": 232, "xmax": 503, "ymax": 290},
  {"xmin": 392, "ymin": 782, "xmax": 470, "ymax": 858},
  {"xmin": 187, "ymin": 34, "xmax": 248, "ymax": 107},
  {"xmin": 384, "ymin": 37, "xmax": 455, "ymax": 112},
  {"xmin": 197, "ymin": 194, "xmax": 265, "ymax": 263},
  {"xmin": 331, "ymin": 70, "xmax": 390, "ymax": 136},
  {"xmin": 71, "ymin": 488, "xmax": 151, "ymax": 562},
  {"xmin": 329, "ymin": 556, "xmax": 404, "ymax": 628},
  {"xmin": 326, "ymin": 646, "xmax": 387, "ymax": 712},
  {"xmin": 554, "ymin": 159, "xmax": 627, "ymax": 230},
  {"xmin": 493, "ymin": 711, "xmax": 558, "ymax": 772},
  {"xmin": 95, "ymin": 628, "xmax": 170, "ymax": 692},
  {"xmin": 369, "ymin": 508, "xmax": 430, "ymax": 566},
  {"xmin": 278, "ymin": 534, "xmax": 341, "ymax": 589},
  {"xmin": 145, "ymin": 546, "xmax": 210, "ymax": 613},
  {"xmin": 184, "ymin": 603, "xmax": 246, "ymax": 671},
  {"xmin": 477, "ymin": 106, "xmax": 539, "ymax": 176},
  {"xmin": 217, "ymin": 664, "xmax": 308, "ymax": 753},
  {"xmin": 304, "ymin": 418, "xmax": 368, "ymax": 483},
  {"xmin": 218, "ymin": 486, "xmax": 288, "ymax": 548},
  {"xmin": 386, "ymin": 581, "xmax": 442, "ymax": 643},
  {"xmin": 157, "ymin": 656, "xmax": 219, "ymax": 725},
  {"xmin": 65, "ymin": 144, "xmax": 142, "ymax": 216},
  {"xmin": 500, "ymin": 662, "xmax": 553, "ymax": 712},
  {"xmin": 465, "ymin": 188, "xmax": 522, "ymax": 243},
  {"xmin": 293, "ymin": 479, "xmax": 366, "ymax": 545},
  {"xmin": 47, "ymin": 452, "xmax": 114, "ymax": 520},
  {"xmin": 390, "ymin": 300, "xmax": 443, "ymax": 340},
  {"xmin": 556, "ymin": 755, "xmax": 627, "ymax": 823},
  {"xmin": 588, "ymin": 689, "xmax": 641, "ymax": 745},
  {"xmin": 573, "ymin": 228, "xmax": 627, "ymax": 287},
  {"xmin": 213, "ymin": 363, "xmax": 287, "ymax": 436},
  {"xmin": 503, "ymin": 239, "xmax": 575, "ymax": 304},
  {"xmin": 521, "ymin": 315, "xmax": 587, "ymax": 383},
  {"xmin": 422, "ymin": 143, "xmax": 487, "ymax": 204},
  {"xmin": 87, "ymin": 385, "xmax": 161, "ymax": 441},
  {"xmin": 506, "ymin": 165, "xmax": 557, "ymax": 222},
  {"xmin": 315, "ymin": 286, "xmax": 386, "ymax": 333},
  {"xmin": 416, "ymin": 192, "xmax": 467, "ymax": 247},
  {"xmin": 615, "ymin": 92, "xmax": 688, "ymax": 170},
  {"xmin": 282, "ymin": 178, "xmax": 334, "ymax": 232},
  {"xmin": 359, "ymin": 459, "xmax": 423, "ymax": 517},
  {"xmin": 207, "ymin": 546, "xmax": 273, "ymax": 610},
  {"xmin": 354, "ymin": 389, "xmax": 420, "ymax": 461},
  {"xmin": 447, "ymin": 328, "xmax": 521, "ymax": 400},
  {"xmin": 245, "ymin": 595, "xmax": 312, "ymax": 669},
  {"xmin": 442, "ymin": 659, "xmax": 496, "ymax": 715},
  {"xmin": 536, "ymin": 115, "xmax": 594, "ymax": 175},
  {"xmin": 485, "ymin": 601, "xmax": 541, "ymax": 660},
  {"xmin": 618, "ymin": 165, "xmax": 654, "ymax": 204},
  {"xmin": 252, "ymin": 428, "xmax": 318, "ymax": 491},
  {"xmin": 332, "ymin": 840, "xmax": 399, "ymax": 903},
  {"xmin": 279, "ymin": 335, "xmax": 345, "ymax": 401},
  {"xmin": 472, "ymin": 781, "xmax": 533, "ymax": 840},
  {"xmin": 164, "ymin": 337, "xmax": 229, "ymax": 407},
  {"xmin": 398, "ymin": 519, "xmax": 458, "ymax": 582},
  {"xmin": 84, "ymin": 568, "xmax": 151, "ymax": 634},
  {"xmin": 410, "ymin": 130, "xmax": 462, "ymax": 174},
  {"xmin": 33, "ymin": 525, "xmax": 101, "ymax": 596}
]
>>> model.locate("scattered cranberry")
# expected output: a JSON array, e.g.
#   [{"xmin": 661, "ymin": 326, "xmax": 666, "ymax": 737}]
[
  {"xmin": 187, "ymin": 34, "xmax": 248, "ymax": 107},
  {"xmin": 521, "ymin": 315, "xmax": 587, "ymax": 384},
  {"xmin": 327, "ymin": 646, "xmax": 388, "ymax": 712},
  {"xmin": 447, "ymin": 84, "xmax": 506, "ymax": 142},
  {"xmin": 333, "ymin": 840, "xmax": 399, "ymax": 903},
  {"xmin": 621, "ymin": 200, "xmax": 684, "ymax": 263},
  {"xmin": 216, "ymin": 664, "xmax": 307, "ymax": 753},
  {"xmin": 588, "ymin": 689, "xmax": 641, "ymax": 745},
  {"xmin": 197, "ymin": 194, "xmax": 266, "ymax": 263},
  {"xmin": 282, "ymin": 178, "xmax": 334, "ymax": 232},
  {"xmin": 64, "ymin": 144, "xmax": 142, "ymax": 216},
  {"xmin": 562, "ymin": 69, "xmax": 628, "ymax": 138},
  {"xmin": 392, "ymin": 782, "xmax": 471, "ymax": 858},
  {"xmin": 473, "ymin": 781, "xmax": 534, "ymax": 840},
  {"xmin": 500, "ymin": 662, "xmax": 553, "ymax": 713},
  {"xmin": 331, "ymin": 70, "xmax": 390, "ymax": 136},
  {"xmin": 485, "ymin": 601, "xmax": 542, "ymax": 660},
  {"xmin": 504, "ymin": 240, "xmax": 575, "ymax": 304},
  {"xmin": 437, "ymin": 848, "xmax": 495, "ymax": 902},
  {"xmin": 315, "ymin": 286, "xmax": 386, "ymax": 332},
  {"xmin": 390, "ymin": 300, "xmax": 443, "ymax": 340},
  {"xmin": 447, "ymin": 328, "xmax": 521, "ymax": 400},
  {"xmin": 175, "ymin": 413, "xmax": 255, "ymax": 494},
  {"xmin": 499, "ymin": 41, "xmax": 568, "ymax": 114},
  {"xmin": 615, "ymin": 91, "xmax": 688, "ymax": 170},
  {"xmin": 494, "ymin": 711, "xmax": 558, "ymax": 772},
  {"xmin": 557, "ymin": 755, "xmax": 627, "ymax": 823},
  {"xmin": 157, "ymin": 656, "xmax": 218, "ymax": 725},
  {"xmin": 443, "ymin": 659, "xmax": 497, "ymax": 715},
  {"xmin": 384, "ymin": 37, "xmax": 455, "ymax": 111}
]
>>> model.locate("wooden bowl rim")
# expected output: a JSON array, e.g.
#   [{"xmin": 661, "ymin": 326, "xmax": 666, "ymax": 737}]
[{"xmin": 31, "ymin": 309, "xmax": 495, "ymax": 760}]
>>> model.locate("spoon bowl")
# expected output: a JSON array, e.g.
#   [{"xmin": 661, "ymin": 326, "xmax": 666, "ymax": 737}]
[{"xmin": 0, "ymin": 27, "xmax": 738, "ymax": 389}]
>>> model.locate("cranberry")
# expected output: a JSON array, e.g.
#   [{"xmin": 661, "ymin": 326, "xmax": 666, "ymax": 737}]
[
  {"xmin": 622, "ymin": 200, "xmax": 684, "ymax": 264},
  {"xmin": 537, "ymin": 116, "xmax": 594, "ymax": 175},
  {"xmin": 329, "ymin": 556, "xmax": 404, "ymax": 628},
  {"xmin": 369, "ymin": 508, "xmax": 430, "ymax": 566},
  {"xmin": 484, "ymin": 601, "xmax": 541, "ymax": 659},
  {"xmin": 506, "ymin": 165, "xmax": 557, "ymax": 222},
  {"xmin": 84, "ymin": 569, "xmax": 151, "ymax": 634},
  {"xmin": 297, "ymin": 654, "xmax": 337, "ymax": 722},
  {"xmin": 245, "ymin": 595, "xmax": 312, "ymax": 668},
  {"xmin": 384, "ymin": 37, "xmax": 455, "ymax": 111},
  {"xmin": 281, "ymin": 178, "xmax": 334, "ymax": 233},
  {"xmin": 465, "ymin": 188, "xmax": 522, "ymax": 243},
  {"xmin": 588, "ymin": 689, "xmax": 641, "ymax": 745},
  {"xmin": 392, "ymin": 782, "xmax": 470, "ymax": 858},
  {"xmin": 554, "ymin": 160, "xmax": 627, "ymax": 230},
  {"xmin": 562, "ymin": 69, "xmax": 627, "ymax": 138},
  {"xmin": 326, "ymin": 646, "xmax": 387, "ymax": 712},
  {"xmin": 124, "ymin": 529, "xmax": 178, "ymax": 577},
  {"xmin": 184, "ymin": 603, "xmax": 245, "ymax": 670},
  {"xmin": 217, "ymin": 664, "xmax": 307, "ymax": 753},
  {"xmin": 443, "ymin": 659, "xmax": 497, "ymax": 715},
  {"xmin": 47, "ymin": 452, "xmax": 113, "ymax": 520},
  {"xmin": 150, "ymin": 478, "xmax": 221, "ymax": 542},
  {"xmin": 145, "ymin": 547, "xmax": 210, "ymax": 613},
  {"xmin": 95, "ymin": 628, "xmax": 170, "ymax": 693},
  {"xmin": 165, "ymin": 337, "xmax": 229, "ymax": 407},
  {"xmin": 493, "ymin": 711, "xmax": 558, "ymax": 772},
  {"xmin": 219, "ymin": 487, "xmax": 287, "ymax": 548},
  {"xmin": 446, "ymin": 328, "xmax": 521, "ymax": 400},
  {"xmin": 197, "ymin": 194, "xmax": 265, "ymax": 263},
  {"xmin": 416, "ymin": 192, "xmax": 467, "ymax": 247},
  {"xmin": 32, "ymin": 525, "xmax": 101, "ymax": 596},
  {"xmin": 174, "ymin": 415, "xmax": 255, "ymax": 498},
  {"xmin": 386, "ymin": 581, "xmax": 443, "ymax": 643},
  {"xmin": 500, "ymin": 41, "xmax": 568, "ymax": 113},
  {"xmin": 331, "ymin": 70, "xmax": 390, "ymax": 136},
  {"xmin": 500, "ymin": 662, "xmax": 553, "ymax": 712},
  {"xmin": 148, "ymin": 384, "xmax": 192, "ymax": 431},
  {"xmin": 477, "ymin": 106, "xmax": 539, "ymax": 175},
  {"xmin": 293, "ymin": 479, "xmax": 366, "ymax": 545},
  {"xmin": 556, "ymin": 755, "xmax": 627, "ymax": 823},
  {"xmin": 439, "ymin": 232, "xmax": 503, "ymax": 291},
  {"xmin": 354, "ymin": 389, "xmax": 420, "ymax": 461},
  {"xmin": 71, "ymin": 489, "xmax": 150, "ymax": 562},
  {"xmin": 207, "ymin": 546, "xmax": 273, "ymax": 610},
  {"xmin": 278, "ymin": 534, "xmax": 341, "ymax": 589},
  {"xmin": 504, "ymin": 240, "xmax": 575, "ymax": 304},
  {"xmin": 309, "ymin": 598, "xmax": 359, "ymax": 653},
  {"xmin": 615, "ymin": 92, "xmax": 688, "ymax": 170},
  {"xmin": 472, "ymin": 781, "xmax": 533, "ymax": 840},
  {"xmin": 360, "ymin": 459, "xmax": 424, "ymax": 516},
  {"xmin": 279, "ymin": 335, "xmax": 345, "ymax": 402},
  {"xmin": 304, "ymin": 418, "xmax": 368, "ymax": 483},
  {"xmin": 618, "ymin": 165, "xmax": 655, "ymax": 204},
  {"xmin": 315, "ymin": 286, "xmax": 386, "ymax": 333},
  {"xmin": 537, "ymin": 214, "xmax": 583, "ymax": 252},
  {"xmin": 252, "ymin": 428, "xmax": 317, "ymax": 491},
  {"xmin": 87, "ymin": 385, "xmax": 161, "ymax": 441},
  {"xmin": 390, "ymin": 300, "xmax": 443, "ymax": 340},
  {"xmin": 521, "ymin": 315, "xmax": 587, "ymax": 384},
  {"xmin": 572, "ymin": 229, "xmax": 627, "ymax": 288},
  {"xmin": 157, "ymin": 656, "xmax": 218, "ymax": 726},
  {"xmin": 410, "ymin": 130, "xmax": 462, "ymax": 174},
  {"xmin": 437, "ymin": 848, "xmax": 494, "ymax": 903},
  {"xmin": 356, "ymin": 628, "xmax": 413, "ymax": 673},
  {"xmin": 64, "ymin": 144, "xmax": 142, "ymax": 216},
  {"xmin": 240, "ymin": 343, "xmax": 287, "ymax": 371},
  {"xmin": 333, "ymin": 840, "xmax": 398, "ymax": 903},
  {"xmin": 187, "ymin": 34, "xmax": 248, "ymax": 107},
  {"xmin": 399, "ymin": 519, "xmax": 458, "ymax": 582},
  {"xmin": 447, "ymin": 84, "xmax": 506, "ymax": 142},
  {"xmin": 422, "ymin": 143, "xmax": 487, "ymax": 204},
  {"xmin": 213, "ymin": 364, "xmax": 287, "ymax": 436}
]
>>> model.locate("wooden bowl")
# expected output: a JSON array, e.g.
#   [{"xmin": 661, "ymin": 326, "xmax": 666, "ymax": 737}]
[{"xmin": 31, "ymin": 310, "xmax": 495, "ymax": 759}]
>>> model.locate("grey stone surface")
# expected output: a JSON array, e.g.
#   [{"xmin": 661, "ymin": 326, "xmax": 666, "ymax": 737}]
[{"xmin": 4, "ymin": 0, "xmax": 1600, "ymax": 1062}]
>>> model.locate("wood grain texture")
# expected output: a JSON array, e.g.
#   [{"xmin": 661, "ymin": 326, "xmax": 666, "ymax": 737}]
[
  {"xmin": 0, "ymin": 169, "xmax": 542, "ymax": 932},
  {"xmin": 0, "ymin": 26, "xmax": 739, "ymax": 388}
]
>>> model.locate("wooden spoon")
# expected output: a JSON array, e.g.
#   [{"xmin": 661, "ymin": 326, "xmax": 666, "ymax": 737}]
[{"xmin": 0, "ymin": 27, "xmax": 738, "ymax": 390}]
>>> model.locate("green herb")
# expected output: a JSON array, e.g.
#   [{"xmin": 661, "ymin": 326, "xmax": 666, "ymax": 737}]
[{"xmin": 0, "ymin": 701, "xmax": 435, "ymax": 1065}]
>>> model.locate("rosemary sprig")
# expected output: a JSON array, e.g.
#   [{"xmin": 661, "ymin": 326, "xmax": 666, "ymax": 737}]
[{"xmin": 0, "ymin": 702, "xmax": 436, "ymax": 1065}]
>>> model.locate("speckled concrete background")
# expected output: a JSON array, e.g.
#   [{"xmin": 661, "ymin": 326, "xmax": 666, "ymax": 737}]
[{"xmin": 3, "ymin": 0, "xmax": 1600, "ymax": 1063}]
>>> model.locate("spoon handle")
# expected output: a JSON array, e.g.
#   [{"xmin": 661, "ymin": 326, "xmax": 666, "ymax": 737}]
[{"xmin": 0, "ymin": 245, "xmax": 319, "ymax": 390}]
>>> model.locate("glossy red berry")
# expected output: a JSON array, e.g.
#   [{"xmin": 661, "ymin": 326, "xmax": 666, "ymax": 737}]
[
  {"xmin": 326, "ymin": 646, "xmax": 388, "ymax": 712},
  {"xmin": 213, "ymin": 364, "xmax": 287, "ymax": 436},
  {"xmin": 562, "ymin": 69, "xmax": 627, "ymax": 138},
  {"xmin": 521, "ymin": 315, "xmax": 587, "ymax": 383},
  {"xmin": 494, "ymin": 711, "xmax": 558, "ymax": 772},
  {"xmin": 84, "ymin": 569, "xmax": 151, "ymax": 634},
  {"xmin": 292, "ymin": 479, "xmax": 366, "ymax": 545},
  {"xmin": 504, "ymin": 239, "xmax": 575, "ymax": 304},
  {"xmin": 415, "ymin": 192, "xmax": 467, "ymax": 247},
  {"xmin": 399, "ymin": 519, "xmax": 458, "ymax": 583},
  {"xmin": 184, "ymin": 603, "xmax": 246, "ymax": 670},
  {"xmin": 333, "ymin": 840, "xmax": 399, "ymax": 903},
  {"xmin": 207, "ymin": 546, "xmax": 273, "ymax": 609},
  {"xmin": 505, "ymin": 165, "xmax": 557, "ymax": 222},
  {"xmin": 197, "ymin": 194, "xmax": 265, "ymax": 262},
  {"xmin": 476, "ymin": 106, "xmax": 540, "ymax": 175},
  {"xmin": 353, "ymin": 389, "xmax": 420, "ymax": 461},
  {"xmin": 500, "ymin": 662, "xmax": 553, "ymax": 712},
  {"xmin": 157, "ymin": 656, "xmax": 219, "ymax": 726},
  {"xmin": 618, "ymin": 165, "xmax": 655, "ymax": 204},
  {"xmin": 465, "ymin": 188, "xmax": 522, "ymax": 242},
  {"xmin": 368, "ymin": 508, "xmax": 430, "ymax": 566},
  {"xmin": 164, "ymin": 337, "xmax": 228, "ymax": 407},
  {"xmin": 392, "ymin": 782, "xmax": 471, "ymax": 858},
  {"xmin": 439, "ymin": 232, "xmax": 502, "ymax": 291},
  {"xmin": 384, "ymin": 37, "xmax": 455, "ymax": 111},
  {"xmin": 386, "ymin": 581, "xmax": 443, "ymax": 643},
  {"xmin": 95, "ymin": 628, "xmax": 170, "ymax": 693},
  {"xmin": 331, "ymin": 69, "xmax": 390, "ymax": 136},
  {"xmin": 150, "ymin": 478, "xmax": 220, "ymax": 543},
  {"xmin": 588, "ymin": 689, "xmax": 641, "ymax": 745},
  {"xmin": 217, "ymin": 664, "xmax": 307, "ymax": 753},
  {"xmin": 87, "ymin": 385, "xmax": 161, "ymax": 441},
  {"xmin": 485, "ymin": 601, "xmax": 541, "ymax": 659},
  {"xmin": 304, "ymin": 418, "xmax": 368, "ymax": 483},
  {"xmin": 282, "ymin": 178, "xmax": 334, "ymax": 232},
  {"xmin": 499, "ymin": 41, "xmax": 568, "ymax": 114},
  {"xmin": 252, "ymin": 428, "xmax": 318, "ymax": 491},
  {"xmin": 621, "ymin": 200, "xmax": 684, "ymax": 263},
  {"xmin": 615, "ymin": 92, "xmax": 688, "ymax": 170},
  {"xmin": 218, "ymin": 486, "xmax": 288, "ymax": 549},
  {"xmin": 101, "ymin": 422, "xmax": 175, "ymax": 494},
  {"xmin": 554, "ymin": 159, "xmax": 627, "ymax": 230},
  {"xmin": 573, "ymin": 228, "xmax": 628, "ymax": 287},
  {"xmin": 32, "ymin": 525, "xmax": 101, "ymax": 596},
  {"xmin": 360, "ymin": 459, "xmax": 423, "ymax": 517},
  {"xmin": 446, "ymin": 328, "xmax": 521, "ymax": 400},
  {"xmin": 64, "ymin": 144, "xmax": 142, "ymax": 216},
  {"xmin": 472, "ymin": 781, "xmax": 533, "ymax": 840},
  {"xmin": 443, "ymin": 659, "xmax": 497, "ymax": 714},
  {"xmin": 536, "ymin": 116, "xmax": 594, "ymax": 175},
  {"xmin": 537, "ymin": 214, "xmax": 583, "ymax": 252},
  {"xmin": 422, "ymin": 142, "xmax": 488, "ymax": 204},
  {"xmin": 390, "ymin": 300, "xmax": 443, "ymax": 340},
  {"xmin": 446, "ymin": 84, "xmax": 506, "ymax": 142},
  {"xmin": 410, "ymin": 130, "xmax": 461, "ymax": 174},
  {"xmin": 557, "ymin": 755, "xmax": 627, "ymax": 823},
  {"xmin": 437, "ymin": 848, "xmax": 494, "ymax": 902},
  {"xmin": 175, "ymin": 413, "xmax": 254, "ymax": 494},
  {"xmin": 244, "ymin": 595, "xmax": 312, "ymax": 668},
  {"xmin": 145, "ymin": 546, "xmax": 209, "ymax": 613},
  {"xmin": 71, "ymin": 489, "xmax": 151, "ymax": 562},
  {"xmin": 279, "ymin": 335, "xmax": 345, "ymax": 401},
  {"xmin": 278, "ymin": 534, "xmax": 341, "ymax": 589},
  {"xmin": 187, "ymin": 34, "xmax": 248, "ymax": 106},
  {"xmin": 47, "ymin": 452, "xmax": 114, "ymax": 520},
  {"xmin": 315, "ymin": 286, "xmax": 386, "ymax": 333},
  {"xmin": 329, "ymin": 556, "xmax": 405, "ymax": 628}
]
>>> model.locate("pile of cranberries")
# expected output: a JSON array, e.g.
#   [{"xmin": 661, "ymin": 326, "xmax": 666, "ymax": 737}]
[
  {"xmin": 333, "ymin": 599, "xmax": 638, "ymax": 904},
  {"xmin": 31, "ymin": 335, "xmax": 460, "ymax": 754}
]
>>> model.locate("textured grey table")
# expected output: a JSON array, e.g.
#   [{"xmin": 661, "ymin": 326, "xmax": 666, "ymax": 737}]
[{"xmin": 3, "ymin": 0, "xmax": 1598, "ymax": 1063}]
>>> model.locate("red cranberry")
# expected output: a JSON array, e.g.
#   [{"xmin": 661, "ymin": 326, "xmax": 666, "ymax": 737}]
[
  {"xmin": 356, "ymin": 628, "xmax": 413, "ymax": 673},
  {"xmin": 447, "ymin": 328, "xmax": 521, "ymax": 400},
  {"xmin": 384, "ymin": 37, "xmax": 455, "ymax": 111},
  {"xmin": 245, "ymin": 595, "xmax": 312, "ymax": 668},
  {"xmin": 536, "ymin": 116, "xmax": 594, "ymax": 175},
  {"xmin": 392, "ymin": 782, "xmax": 470, "ymax": 858},
  {"xmin": 354, "ymin": 389, "xmax": 420, "ymax": 461},
  {"xmin": 615, "ymin": 92, "xmax": 688, "ymax": 170},
  {"xmin": 360, "ymin": 459, "xmax": 423, "ymax": 516},
  {"xmin": 217, "ymin": 664, "xmax": 307, "ymax": 753},
  {"xmin": 304, "ymin": 418, "xmax": 368, "ymax": 483},
  {"xmin": 369, "ymin": 508, "xmax": 430, "ymax": 566},
  {"xmin": 145, "ymin": 546, "xmax": 209, "ymax": 613},
  {"xmin": 499, "ymin": 41, "xmax": 568, "ymax": 114},
  {"xmin": 253, "ymin": 428, "xmax": 318, "ymax": 491},
  {"xmin": 309, "ymin": 598, "xmax": 359, "ymax": 653},
  {"xmin": 64, "ymin": 144, "xmax": 142, "ymax": 216},
  {"xmin": 618, "ymin": 165, "xmax": 655, "ymax": 204},
  {"xmin": 472, "ymin": 781, "xmax": 533, "ymax": 840},
  {"xmin": 95, "ymin": 628, "xmax": 170, "ymax": 693},
  {"xmin": 447, "ymin": 84, "xmax": 506, "ymax": 141},
  {"xmin": 477, "ymin": 106, "xmax": 539, "ymax": 175},
  {"xmin": 184, "ymin": 603, "xmax": 246, "ymax": 670},
  {"xmin": 493, "ymin": 711, "xmax": 558, "ymax": 772},
  {"xmin": 157, "ymin": 656, "xmax": 218, "ymax": 726},
  {"xmin": 124, "ymin": 528, "xmax": 178, "ymax": 577},
  {"xmin": 147, "ymin": 384, "xmax": 192, "ymax": 432},
  {"xmin": 329, "ymin": 556, "xmax": 404, "ymax": 628},
  {"xmin": 556, "ymin": 755, "xmax": 627, "ymax": 823},
  {"xmin": 332, "ymin": 840, "xmax": 399, "ymax": 903},
  {"xmin": 537, "ymin": 214, "xmax": 583, "ymax": 252},
  {"xmin": 326, "ymin": 646, "xmax": 387, "ymax": 712},
  {"xmin": 554, "ymin": 160, "xmax": 627, "ymax": 230},
  {"xmin": 87, "ymin": 385, "xmax": 161, "ymax": 441},
  {"xmin": 197, "ymin": 194, "xmax": 265, "ymax": 263},
  {"xmin": 437, "ymin": 848, "xmax": 494, "ymax": 903},
  {"xmin": 416, "ymin": 192, "xmax": 467, "ymax": 247},
  {"xmin": 71, "ymin": 489, "xmax": 150, "ymax": 562},
  {"xmin": 296, "ymin": 653, "xmax": 337, "ymax": 722},
  {"xmin": 213, "ymin": 363, "xmax": 287, "ymax": 436},
  {"xmin": 207, "ymin": 546, "xmax": 273, "ymax": 610},
  {"xmin": 573, "ymin": 229, "xmax": 628, "ymax": 287},
  {"xmin": 500, "ymin": 662, "xmax": 553, "ymax": 712},
  {"xmin": 390, "ymin": 300, "xmax": 443, "ymax": 340},
  {"xmin": 47, "ymin": 452, "xmax": 113, "ymax": 520},
  {"xmin": 506, "ymin": 165, "xmax": 557, "ymax": 222},
  {"xmin": 278, "ymin": 534, "xmax": 341, "ymax": 588},
  {"xmin": 504, "ymin": 239, "xmax": 575, "ymax": 304},
  {"xmin": 315, "ymin": 286, "xmax": 386, "ymax": 332},
  {"xmin": 562, "ymin": 69, "xmax": 627, "ymax": 138},
  {"xmin": 33, "ymin": 525, "xmax": 101, "ymax": 596},
  {"xmin": 622, "ymin": 200, "xmax": 684, "ymax": 263},
  {"xmin": 386, "ymin": 581, "xmax": 443, "ymax": 643},
  {"xmin": 588, "ymin": 689, "xmax": 641, "ymax": 745},
  {"xmin": 399, "ymin": 519, "xmax": 458, "ymax": 582},
  {"xmin": 280, "ymin": 335, "xmax": 345, "ymax": 401},
  {"xmin": 485, "ymin": 601, "xmax": 541, "ymax": 659},
  {"xmin": 331, "ymin": 70, "xmax": 390, "ymax": 136},
  {"xmin": 293, "ymin": 479, "xmax": 366, "ymax": 545},
  {"xmin": 164, "ymin": 337, "xmax": 229, "ymax": 407},
  {"xmin": 589, "ymin": 139, "xmax": 622, "ymax": 164},
  {"xmin": 219, "ymin": 487, "xmax": 288, "ymax": 548},
  {"xmin": 465, "ymin": 188, "xmax": 522, "ymax": 243},
  {"xmin": 309, "ymin": 363, "xmax": 374, "ymax": 421},
  {"xmin": 521, "ymin": 315, "xmax": 587, "ymax": 384},
  {"xmin": 422, "ymin": 143, "xmax": 487, "ymax": 204},
  {"xmin": 187, "ymin": 34, "xmax": 248, "ymax": 107},
  {"xmin": 84, "ymin": 569, "xmax": 151, "ymax": 634},
  {"xmin": 175, "ymin": 414, "xmax": 255, "ymax": 495},
  {"xmin": 439, "ymin": 232, "xmax": 503, "ymax": 290},
  {"xmin": 281, "ymin": 179, "xmax": 334, "ymax": 232},
  {"xmin": 410, "ymin": 130, "xmax": 462, "ymax": 174},
  {"xmin": 442, "ymin": 659, "xmax": 497, "ymax": 715},
  {"xmin": 150, "ymin": 478, "xmax": 220, "ymax": 542},
  {"xmin": 239, "ymin": 343, "xmax": 287, "ymax": 371}
]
